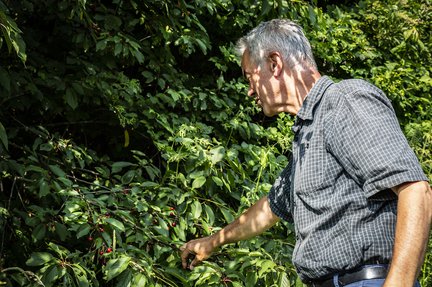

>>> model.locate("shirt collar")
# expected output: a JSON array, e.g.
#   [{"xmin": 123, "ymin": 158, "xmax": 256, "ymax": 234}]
[{"xmin": 296, "ymin": 75, "xmax": 334, "ymax": 121}]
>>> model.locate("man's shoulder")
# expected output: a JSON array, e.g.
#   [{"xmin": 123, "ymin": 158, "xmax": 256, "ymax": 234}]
[
  {"xmin": 331, "ymin": 78, "xmax": 381, "ymax": 95},
  {"xmin": 324, "ymin": 77, "xmax": 391, "ymax": 108}
]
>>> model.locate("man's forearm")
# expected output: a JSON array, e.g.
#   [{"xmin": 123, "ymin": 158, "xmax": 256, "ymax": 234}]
[
  {"xmin": 385, "ymin": 181, "xmax": 432, "ymax": 286},
  {"xmin": 180, "ymin": 196, "xmax": 280, "ymax": 269},
  {"xmin": 210, "ymin": 196, "xmax": 280, "ymax": 248}
]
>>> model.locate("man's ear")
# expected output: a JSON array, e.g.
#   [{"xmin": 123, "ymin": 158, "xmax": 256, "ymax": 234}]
[{"xmin": 268, "ymin": 52, "xmax": 283, "ymax": 77}]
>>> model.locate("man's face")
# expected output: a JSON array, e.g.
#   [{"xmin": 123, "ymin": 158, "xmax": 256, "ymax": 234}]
[{"xmin": 241, "ymin": 50, "xmax": 281, "ymax": 117}]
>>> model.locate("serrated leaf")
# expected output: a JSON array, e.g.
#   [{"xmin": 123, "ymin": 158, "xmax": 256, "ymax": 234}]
[
  {"xmin": 49, "ymin": 165, "xmax": 66, "ymax": 178},
  {"xmin": 210, "ymin": 146, "xmax": 225, "ymax": 164},
  {"xmin": 257, "ymin": 260, "xmax": 276, "ymax": 277},
  {"xmin": 164, "ymin": 267, "xmax": 190, "ymax": 286},
  {"xmin": 55, "ymin": 222, "xmax": 68, "ymax": 241},
  {"xmin": 72, "ymin": 265, "xmax": 90, "ymax": 287},
  {"xmin": 26, "ymin": 252, "xmax": 54, "ymax": 266},
  {"xmin": 65, "ymin": 88, "xmax": 78, "ymax": 109},
  {"xmin": 32, "ymin": 223, "xmax": 46, "ymax": 241},
  {"xmin": 76, "ymin": 224, "xmax": 91, "ymax": 238},
  {"xmin": 111, "ymin": 161, "xmax": 135, "ymax": 173},
  {"xmin": 192, "ymin": 176, "xmax": 206, "ymax": 189},
  {"xmin": 42, "ymin": 264, "xmax": 61, "ymax": 286},
  {"xmin": 39, "ymin": 179, "xmax": 50, "ymax": 197},
  {"xmin": 191, "ymin": 201, "xmax": 202, "ymax": 220},
  {"xmin": 278, "ymin": 271, "xmax": 290, "ymax": 287},
  {"xmin": 204, "ymin": 205, "xmax": 215, "ymax": 226},
  {"xmin": 104, "ymin": 256, "xmax": 131, "ymax": 281},
  {"xmin": 132, "ymin": 273, "xmax": 147, "ymax": 286},
  {"xmin": 116, "ymin": 268, "xmax": 132, "ymax": 287},
  {"xmin": 220, "ymin": 208, "xmax": 234, "ymax": 223},
  {"xmin": 106, "ymin": 217, "xmax": 125, "ymax": 232},
  {"xmin": 154, "ymin": 219, "xmax": 169, "ymax": 237},
  {"xmin": 212, "ymin": 176, "xmax": 223, "ymax": 187}
]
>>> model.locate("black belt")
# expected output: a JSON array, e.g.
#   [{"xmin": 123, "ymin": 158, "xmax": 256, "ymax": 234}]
[{"xmin": 308, "ymin": 265, "xmax": 389, "ymax": 287}]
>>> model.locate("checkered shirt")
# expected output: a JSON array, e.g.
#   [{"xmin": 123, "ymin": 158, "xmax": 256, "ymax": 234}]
[{"xmin": 268, "ymin": 76, "xmax": 428, "ymax": 281}]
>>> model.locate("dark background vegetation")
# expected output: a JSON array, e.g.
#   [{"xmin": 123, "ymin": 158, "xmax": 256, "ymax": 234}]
[{"xmin": 0, "ymin": 0, "xmax": 431, "ymax": 286}]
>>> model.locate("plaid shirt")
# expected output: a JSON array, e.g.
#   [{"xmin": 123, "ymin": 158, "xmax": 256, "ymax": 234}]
[{"xmin": 268, "ymin": 76, "xmax": 427, "ymax": 281}]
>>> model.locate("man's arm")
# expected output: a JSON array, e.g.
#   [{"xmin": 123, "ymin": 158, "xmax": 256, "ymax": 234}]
[
  {"xmin": 384, "ymin": 181, "xmax": 432, "ymax": 287},
  {"xmin": 180, "ymin": 196, "xmax": 280, "ymax": 270}
]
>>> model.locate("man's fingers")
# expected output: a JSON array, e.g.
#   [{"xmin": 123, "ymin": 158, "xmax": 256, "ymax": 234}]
[
  {"xmin": 189, "ymin": 254, "xmax": 205, "ymax": 270},
  {"xmin": 180, "ymin": 244, "xmax": 195, "ymax": 269}
]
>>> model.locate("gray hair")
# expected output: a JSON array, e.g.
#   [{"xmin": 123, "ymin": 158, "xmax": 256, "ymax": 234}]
[{"xmin": 236, "ymin": 19, "xmax": 317, "ymax": 70}]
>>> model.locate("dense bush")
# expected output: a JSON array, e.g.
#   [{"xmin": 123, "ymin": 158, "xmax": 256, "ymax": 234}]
[{"xmin": 0, "ymin": 0, "xmax": 430, "ymax": 286}]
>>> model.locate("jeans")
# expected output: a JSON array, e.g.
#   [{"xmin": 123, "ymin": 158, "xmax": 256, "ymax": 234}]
[{"xmin": 334, "ymin": 278, "xmax": 421, "ymax": 287}]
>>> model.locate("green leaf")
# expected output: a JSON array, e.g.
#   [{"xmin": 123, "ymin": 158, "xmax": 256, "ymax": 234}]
[
  {"xmin": 114, "ymin": 42, "xmax": 123, "ymax": 56},
  {"xmin": 132, "ymin": 273, "xmax": 147, "ymax": 286},
  {"xmin": 104, "ymin": 256, "xmax": 131, "ymax": 281},
  {"xmin": 48, "ymin": 242, "xmax": 69, "ymax": 257},
  {"xmin": 0, "ymin": 67, "xmax": 10, "ymax": 92},
  {"xmin": 106, "ymin": 217, "xmax": 125, "ymax": 232},
  {"xmin": 112, "ymin": 161, "xmax": 135, "ymax": 173},
  {"xmin": 211, "ymin": 176, "xmax": 223, "ymax": 187},
  {"xmin": 0, "ymin": 121, "xmax": 8, "ymax": 151},
  {"xmin": 257, "ymin": 260, "xmax": 276, "ymax": 277},
  {"xmin": 65, "ymin": 88, "xmax": 78, "ymax": 109},
  {"xmin": 116, "ymin": 268, "xmax": 132, "ymax": 287},
  {"xmin": 210, "ymin": 146, "xmax": 225, "ymax": 164},
  {"xmin": 245, "ymin": 271, "xmax": 257, "ymax": 287},
  {"xmin": 32, "ymin": 223, "xmax": 47, "ymax": 241},
  {"xmin": 76, "ymin": 223, "xmax": 91, "ymax": 238},
  {"xmin": 164, "ymin": 267, "xmax": 190, "ymax": 286},
  {"xmin": 26, "ymin": 252, "xmax": 54, "ymax": 266},
  {"xmin": 204, "ymin": 205, "xmax": 215, "ymax": 226},
  {"xmin": 154, "ymin": 219, "xmax": 169, "ymax": 237},
  {"xmin": 191, "ymin": 201, "xmax": 202, "ymax": 220},
  {"xmin": 72, "ymin": 265, "xmax": 90, "ymax": 287},
  {"xmin": 49, "ymin": 165, "xmax": 66, "ymax": 178},
  {"xmin": 55, "ymin": 222, "xmax": 68, "ymax": 241},
  {"xmin": 41, "ymin": 263, "xmax": 64, "ymax": 286},
  {"xmin": 39, "ymin": 179, "xmax": 50, "ymax": 197},
  {"xmin": 278, "ymin": 271, "xmax": 290, "ymax": 287},
  {"xmin": 192, "ymin": 176, "xmax": 206, "ymax": 189},
  {"xmin": 220, "ymin": 208, "xmax": 234, "ymax": 223}
]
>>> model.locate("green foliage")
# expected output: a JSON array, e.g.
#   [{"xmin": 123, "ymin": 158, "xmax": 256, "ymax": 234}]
[
  {"xmin": 0, "ymin": 0, "xmax": 431, "ymax": 286},
  {"xmin": 0, "ymin": 0, "xmax": 26, "ymax": 63}
]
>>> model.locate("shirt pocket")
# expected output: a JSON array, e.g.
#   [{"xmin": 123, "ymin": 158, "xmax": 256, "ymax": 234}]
[{"xmin": 298, "ymin": 137, "xmax": 328, "ymax": 193}]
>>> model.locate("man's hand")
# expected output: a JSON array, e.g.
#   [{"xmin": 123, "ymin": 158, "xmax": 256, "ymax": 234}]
[
  {"xmin": 179, "ymin": 196, "xmax": 280, "ymax": 270},
  {"xmin": 180, "ymin": 236, "xmax": 217, "ymax": 270}
]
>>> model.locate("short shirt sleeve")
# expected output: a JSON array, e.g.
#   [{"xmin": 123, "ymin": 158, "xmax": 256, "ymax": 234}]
[
  {"xmin": 268, "ymin": 157, "xmax": 294, "ymax": 222},
  {"xmin": 327, "ymin": 82, "xmax": 428, "ymax": 198}
]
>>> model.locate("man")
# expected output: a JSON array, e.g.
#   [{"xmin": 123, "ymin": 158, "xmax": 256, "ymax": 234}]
[{"xmin": 180, "ymin": 19, "xmax": 432, "ymax": 287}]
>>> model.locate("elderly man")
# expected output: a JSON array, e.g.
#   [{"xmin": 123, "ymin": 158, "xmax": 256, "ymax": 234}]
[{"xmin": 180, "ymin": 19, "xmax": 431, "ymax": 287}]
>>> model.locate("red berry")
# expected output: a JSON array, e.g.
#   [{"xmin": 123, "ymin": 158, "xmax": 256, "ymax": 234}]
[
  {"xmin": 106, "ymin": 248, "xmax": 112, "ymax": 253},
  {"xmin": 99, "ymin": 251, "xmax": 104, "ymax": 255},
  {"xmin": 169, "ymin": 212, "xmax": 175, "ymax": 217},
  {"xmin": 99, "ymin": 228, "xmax": 104, "ymax": 232},
  {"xmin": 88, "ymin": 236, "xmax": 93, "ymax": 241},
  {"xmin": 171, "ymin": 222, "xmax": 176, "ymax": 227},
  {"xmin": 105, "ymin": 212, "xmax": 110, "ymax": 217},
  {"xmin": 169, "ymin": 207, "xmax": 175, "ymax": 211}
]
